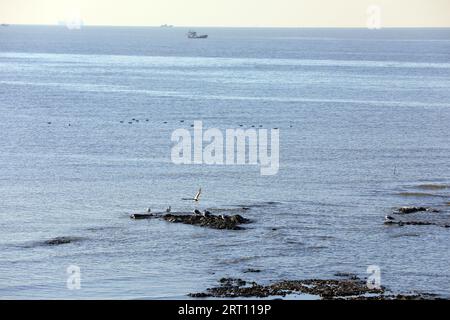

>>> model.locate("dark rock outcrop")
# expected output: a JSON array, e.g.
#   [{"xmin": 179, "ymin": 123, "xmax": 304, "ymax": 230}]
[
  {"xmin": 395, "ymin": 207, "xmax": 428, "ymax": 214},
  {"xmin": 162, "ymin": 213, "xmax": 251, "ymax": 230},
  {"xmin": 130, "ymin": 213, "xmax": 156, "ymax": 220},
  {"xmin": 386, "ymin": 206, "xmax": 447, "ymax": 228},
  {"xmin": 189, "ymin": 276, "xmax": 437, "ymax": 300},
  {"xmin": 130, "ymin": 212, "xmax": 251, "ymax": 230},
  {"xmin": 384, "ymin": 220, "xmax": 450, "ymax": 228},
  {"xmin": 44, "ymin": 237, "xmax": 82, "ymax": 246},
  {"xmin": 244, "ymin": 268, "xmax": 262, "ymax": 273},
  {"xmin": 188, "ymin": 276, "xmax": 385, "ymax": 299}
]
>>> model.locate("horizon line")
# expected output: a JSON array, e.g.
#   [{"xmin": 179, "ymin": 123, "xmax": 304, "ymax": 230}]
[{"xmin": 3, "ymin": 23, "xmax": 450, "ymax": 29}]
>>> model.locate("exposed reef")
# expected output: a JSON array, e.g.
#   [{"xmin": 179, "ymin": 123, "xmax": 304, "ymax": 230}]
[
  {"xmin": 384, "ymin": 220, "xmax": 450, "ymax": 228},
  {"xmin": 163, "ymin": 213, "xmax": 251, "ymax": 230},
  {"xmin": 394, "ymin": 206, "xmax": 439, "ymax": 214},
  {"xmin": 386, "ymin": 206, "xmax": 449, "ymax": 228},
  {"xmin": 189, "ymin": 276, "xmax": 437, "ymax": 300},
  {"xmin": 131, "ymin": 212, "xmax": 251, "ymax": 230}
]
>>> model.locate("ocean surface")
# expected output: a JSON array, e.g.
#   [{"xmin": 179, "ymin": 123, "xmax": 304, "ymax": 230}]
[{"xmin": 0, "ymin": 26, "xmax": 449, "ymax": 299}]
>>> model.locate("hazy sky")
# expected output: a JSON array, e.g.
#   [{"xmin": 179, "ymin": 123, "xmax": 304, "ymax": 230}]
[{"xmin": 1, "ymin": 0, "xmax": 449, "ymax": 27}]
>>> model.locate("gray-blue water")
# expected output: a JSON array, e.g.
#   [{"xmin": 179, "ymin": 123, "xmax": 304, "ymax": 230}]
[{"xmin": 0, "ymin": 26, "xmax": 449, "ymax": 299}]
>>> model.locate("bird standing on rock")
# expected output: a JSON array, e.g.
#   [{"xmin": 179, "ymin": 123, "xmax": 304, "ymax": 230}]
[
  {"xmin": 166, "ymin": 206, "xmax": 171, "ymax": 213},
  {"xmin": 193, "ymin": 209, "xmax": 202, "ymax": 216},
  {"xmin": 203, "ymin": 210, "xmax": 211, "ymax": 217},
  {"xmin": 384, "ymin": 215, "xmax": 399, "ymax": 224}
]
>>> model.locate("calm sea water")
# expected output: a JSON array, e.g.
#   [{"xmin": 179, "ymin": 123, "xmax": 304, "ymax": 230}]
[{"xmin": 0, "ymin": 26, "xmax": 449, "ymax": 299}]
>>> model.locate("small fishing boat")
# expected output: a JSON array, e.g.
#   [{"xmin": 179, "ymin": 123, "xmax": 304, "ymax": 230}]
[{"xmin": 187, "ymin": 31, "xmax": 208, "ymax": 39}]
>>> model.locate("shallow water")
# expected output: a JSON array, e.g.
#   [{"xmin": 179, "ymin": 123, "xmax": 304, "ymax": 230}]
[{"xmin": 0, "ymin": 26, "xmax": 449, "ymax": 299}]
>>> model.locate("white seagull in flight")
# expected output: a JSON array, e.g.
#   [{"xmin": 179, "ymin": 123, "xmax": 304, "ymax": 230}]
[{"xmin": 182, "ymin": 188, "xmax": 202, "ymax": 202}]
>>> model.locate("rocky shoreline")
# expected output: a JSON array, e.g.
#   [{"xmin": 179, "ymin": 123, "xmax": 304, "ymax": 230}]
[{"xmin": 189, "ymin": 276, "xmax": 437, "ymax": 300}]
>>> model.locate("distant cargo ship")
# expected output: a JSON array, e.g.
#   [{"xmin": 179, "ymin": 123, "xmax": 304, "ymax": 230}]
[
  {"xmin": 1, "ymin": 24, "xmax": 9, "ymax": 27},
  {"xmin": 160, "ymin": 24, "xmax": 174, "ymax": 28},
  {"xmin": 187, "ymin": 31, "xmax": 208, "ymax": 39}
]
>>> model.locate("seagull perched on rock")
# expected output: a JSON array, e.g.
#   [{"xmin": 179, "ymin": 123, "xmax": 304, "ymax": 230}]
[
  {"xmin": 146, "ymin": 208, "xmax": 151, "ymax": 213},
  {"xmin": 384, "ymin": 215, "xmax": 399, "ymax": 224},
  {"xmin": 193, "ymin": 209, "xmax": 202, "ymax": 216},
  {"xmin": 182, "ymin": 188, "xmax": 202, "ymax": 202},
  {"xmin": 166, "ymin": 206, "xmax": 171, "ymax": 213},
  {"xmin": 202, "ymin": 210, "xmax": 211, "ymax": 217}
]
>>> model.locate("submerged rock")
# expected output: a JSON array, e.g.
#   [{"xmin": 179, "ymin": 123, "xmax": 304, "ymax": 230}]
[
  {"xmin": 386, "ymin": 206, "xmax": 447, "ymax": 228},
  {"xmin": 416, "ymin": 184, "xmax": 448, "ymax": 190},
  {"xmin": 384, "ymin": 220, "xmax": 449, "ymax": 228},
  {"xmin": 334, "ymin": 272, "xmax": 358, "ymax": 279},
  {"xmin": 130, "ymin": 213, "xmax": 156, "ymax": 220},
  {"xmin": 44, "ymin": 236, "xmax": 82, "ymax": 246},
  {"xmin": 244, "ymin": 268, "xmax": 262, "ymax": 273},
  {"xmin": 340, "ymin": 294, "xmax": 439, "ymax": 300},
  {"xmin": 396, "ymin": 192, "xmax": 438, "ymax": 197}
]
